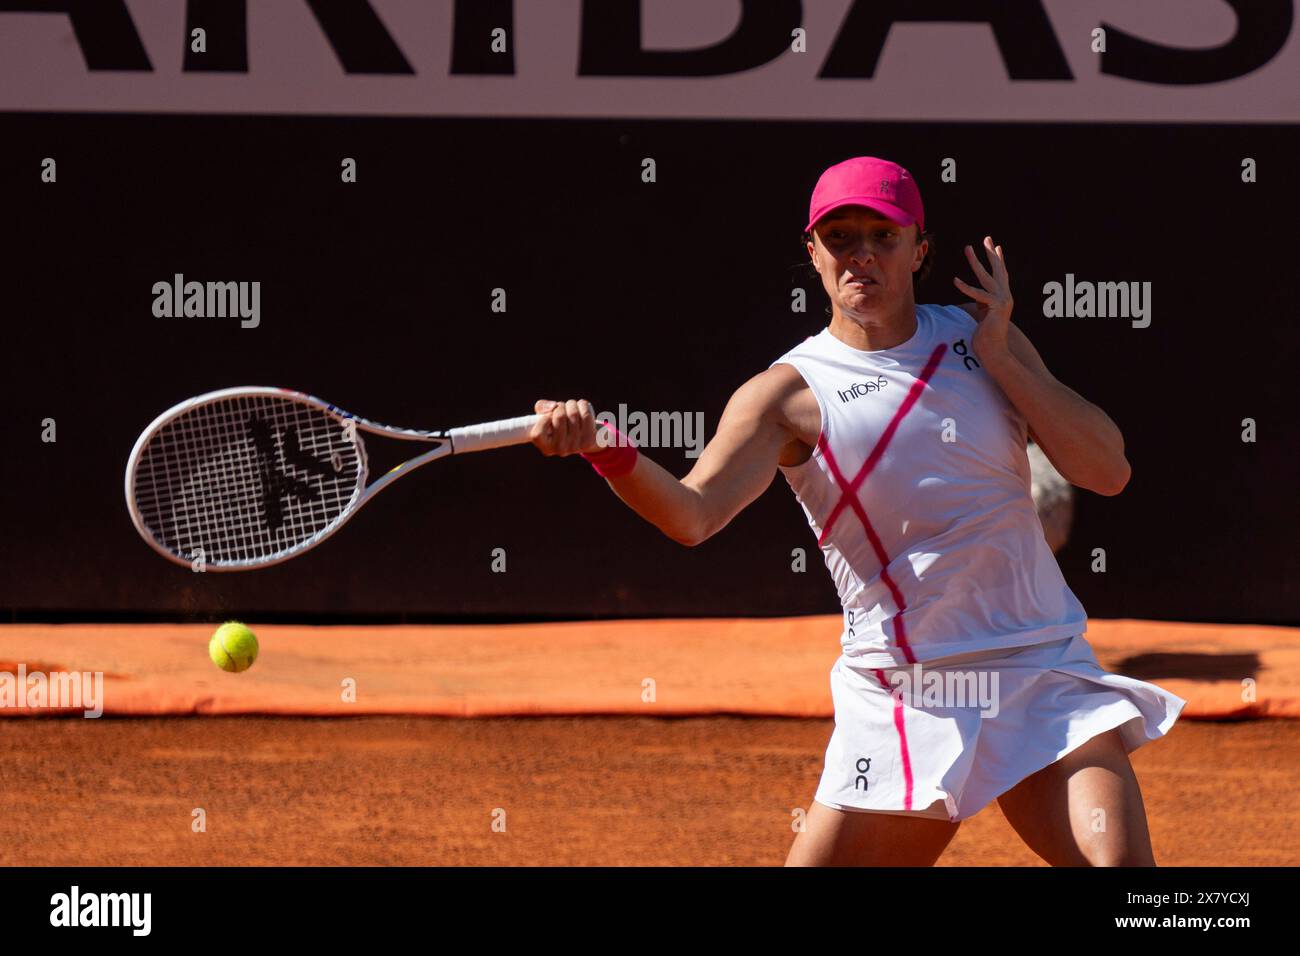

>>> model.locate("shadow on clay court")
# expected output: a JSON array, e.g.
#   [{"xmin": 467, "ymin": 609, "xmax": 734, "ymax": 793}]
[{"xmin": 1116, "ymin": 652, "xmax": 1261, "ymax": 683}]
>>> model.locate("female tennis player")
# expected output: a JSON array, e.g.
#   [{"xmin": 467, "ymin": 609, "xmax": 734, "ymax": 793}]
[{"xmin": 530, "ymin": 156, "xmax": 1184, "ymax": 866}]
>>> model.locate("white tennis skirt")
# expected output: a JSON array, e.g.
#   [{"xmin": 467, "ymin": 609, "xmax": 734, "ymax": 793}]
[{"xmin": 814, "ymin": 634, "xmax": 1186, "ymax": 822}]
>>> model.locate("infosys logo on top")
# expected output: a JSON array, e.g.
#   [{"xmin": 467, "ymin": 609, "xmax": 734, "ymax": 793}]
[{"xmin": 837, "ymin": 377, "xmax": 888, "ymax": 404}]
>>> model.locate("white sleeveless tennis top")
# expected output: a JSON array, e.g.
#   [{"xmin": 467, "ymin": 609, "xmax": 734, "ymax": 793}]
[{"xmin": 770, "ymin": 303, "xmax": 1087, "ymax": 667}]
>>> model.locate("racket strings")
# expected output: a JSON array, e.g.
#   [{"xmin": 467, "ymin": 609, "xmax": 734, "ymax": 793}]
[{"xmin": 132, "ymin": 394, "xmax": 365, "ymax": 565}]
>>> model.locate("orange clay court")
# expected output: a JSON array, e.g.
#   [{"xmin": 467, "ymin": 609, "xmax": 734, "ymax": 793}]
[{"xmin": 1, "ymin": 616, "xmax": 1298, "ymax": 866}]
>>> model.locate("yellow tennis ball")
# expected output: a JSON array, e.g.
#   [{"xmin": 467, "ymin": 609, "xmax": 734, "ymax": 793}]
[{"xmin": 209, "ymin": 621, "xmax": 259, "ymax": 673}]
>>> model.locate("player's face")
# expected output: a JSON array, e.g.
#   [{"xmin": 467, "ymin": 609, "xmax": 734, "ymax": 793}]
[{"xmin": 808, "ymin": 207, "xmax": 926, "ymax": 315}]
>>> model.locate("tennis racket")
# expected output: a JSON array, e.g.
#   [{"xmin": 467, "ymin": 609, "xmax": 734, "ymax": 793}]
[{"xmin": 125, "ymin": 386, "xmax": 546, "ymax": 571}]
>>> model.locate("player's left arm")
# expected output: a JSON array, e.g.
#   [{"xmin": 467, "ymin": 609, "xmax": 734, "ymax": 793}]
[{"xmin": 957, "ymin": 301, "xmax": 1131, "ymax": 496}]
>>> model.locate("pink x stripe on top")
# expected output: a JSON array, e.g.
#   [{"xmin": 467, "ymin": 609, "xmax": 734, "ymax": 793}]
[{"xmin": 815, "ymin": 343, "xmax": 948, "ymax": 664}]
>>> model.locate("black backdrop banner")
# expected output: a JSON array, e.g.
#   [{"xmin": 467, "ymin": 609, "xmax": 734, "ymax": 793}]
[{"xmin": 2, "ymin": 114, "xmax": 1297, "ymax": 623}]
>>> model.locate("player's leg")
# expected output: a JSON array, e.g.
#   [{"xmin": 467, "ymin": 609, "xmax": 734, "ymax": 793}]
[
  {"xmin": 785, "ymin": 798, "xmax": 960, "ymax": 866},
  {"xmin": 995, "ymin": 726, "xmax": 1156, "ymax": 866}
]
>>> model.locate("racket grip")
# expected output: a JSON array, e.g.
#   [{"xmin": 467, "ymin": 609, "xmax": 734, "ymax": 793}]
[{"xmin": 449, "ymin": 414, "xmax": 545, "ymax": 454}]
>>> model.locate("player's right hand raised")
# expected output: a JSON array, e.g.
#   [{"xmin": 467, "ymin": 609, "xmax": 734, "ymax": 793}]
[{"xmin": 531, "ymin": 399, "xmax": 601, "ymax": 457}]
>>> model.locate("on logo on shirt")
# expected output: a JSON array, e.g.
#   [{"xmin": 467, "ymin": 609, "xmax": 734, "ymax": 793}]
[{"xmin": 952, "ymin": 339, "xmax": 981, "ymax": 371}]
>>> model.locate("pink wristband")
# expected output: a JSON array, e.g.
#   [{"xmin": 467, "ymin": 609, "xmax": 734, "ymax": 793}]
[{"xmin": 581, "ymin": 425, "xmax": 639, "ymax": 479}]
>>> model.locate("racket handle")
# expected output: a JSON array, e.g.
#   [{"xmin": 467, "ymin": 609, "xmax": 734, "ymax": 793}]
[
  {"xmin": 448, "ymin": 413, "xmax": 618, "ymax": 454},
  {"xmin": 449, "ymin": 413, "xmax": 545, "ymax": 454}
]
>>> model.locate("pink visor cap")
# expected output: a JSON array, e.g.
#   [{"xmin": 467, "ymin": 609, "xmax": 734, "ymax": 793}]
[{"xmin": 805, "ymin": 157, "xmax": 924, "ymax": 234}]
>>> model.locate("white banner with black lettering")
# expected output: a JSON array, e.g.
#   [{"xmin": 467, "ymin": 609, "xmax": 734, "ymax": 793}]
[{"xmin": 0, "ymin": 0, "xmax": 1295, "ymax": 121}]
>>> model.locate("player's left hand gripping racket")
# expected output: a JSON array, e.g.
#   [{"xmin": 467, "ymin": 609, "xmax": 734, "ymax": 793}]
[{"xmin": 125, "ymin": 387, "xmax": 544, "ymax": 570}]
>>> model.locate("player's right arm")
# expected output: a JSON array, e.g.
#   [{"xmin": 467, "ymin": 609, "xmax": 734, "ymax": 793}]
[{"xmin": 531, "ymin": 365, "xmax": 817, "ymax": 546}]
